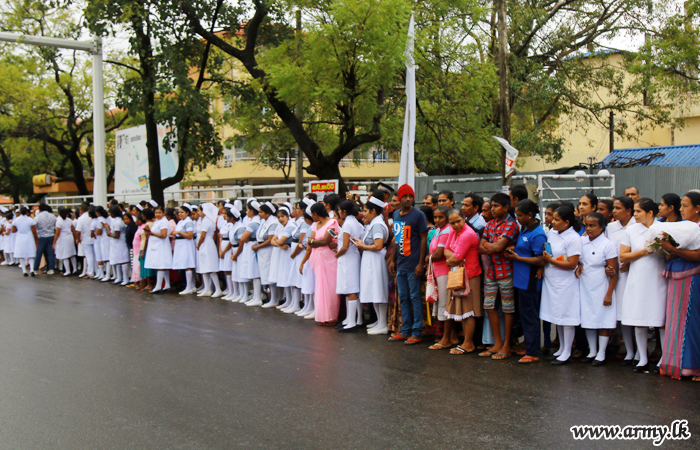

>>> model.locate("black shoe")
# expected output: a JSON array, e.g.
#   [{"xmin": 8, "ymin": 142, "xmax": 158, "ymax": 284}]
[
  {"xmin": 592, "ymin": 359, "xmax": 606, "ymax": 367},
  {"xmin": 23, "ymin": 273, "xmax": 28, "ymax": 277},
  {"xmin": 620, "ymin": 359, "xmax": 634, "ymax": 366},
  {"xmin": 633, "ymin": 364, "xmax": 650, "ymax": 374},
  {"xmin": 580, "ymin": 356, "xmax": 594, "ymax": 364},
  {"xmin": 551, "ymin": 357, "xmax": 570, "ymax": 365},
  {"xmin": 30, "ymin": 272, "xmax": 35, "ymax": 277},
  {"xmin": 651, "ymin": 365, "xmax": 661, "ymax": 374}
]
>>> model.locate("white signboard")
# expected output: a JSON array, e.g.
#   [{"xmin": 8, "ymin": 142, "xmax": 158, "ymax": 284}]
[{"xmin": 114, "ymin": 124, "xmax": 180, "ymax": 199}]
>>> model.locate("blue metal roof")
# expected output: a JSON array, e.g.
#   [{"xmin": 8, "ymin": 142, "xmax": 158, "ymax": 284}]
[{"xmin": 599, "ymin": 144, "xmax": 700, "ymax": 168}]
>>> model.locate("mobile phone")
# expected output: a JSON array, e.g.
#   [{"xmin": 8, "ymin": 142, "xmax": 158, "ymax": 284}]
[
  {"xmin": 544, "ymin": 242, "xmax": 552, "ymax": 254},
  {"xmin": 328, "ymin": 229, "xmax": 337, "ymax": 238}
]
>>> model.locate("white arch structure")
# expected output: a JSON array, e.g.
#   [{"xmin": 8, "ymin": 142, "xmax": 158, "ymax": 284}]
[{"xmin": 0, "ymin": 32, "xmax": 107, "ymax": 207}]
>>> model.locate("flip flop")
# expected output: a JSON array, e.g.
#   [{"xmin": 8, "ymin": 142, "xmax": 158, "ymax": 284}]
[
  {"xmin": 491, "ymin": 353, "xmax": 510, "ymax": 360},
  {"xmin": 428, "ymin": 343, "xmax": 453, "ymax": 350},
  {"xmin": 518, "ymin": 355, "xmax": 540, "ymax": 364},
  {"xmin": 404, "ymin": 337, "xmax": 421, "ymax": 345},
  {"xmin": 478, "ymin": 350, "xmax": 496, "ymax": 358},
  {"xmin": 450, "ymin": 346, "xmax": 474, "ymax": 355}
]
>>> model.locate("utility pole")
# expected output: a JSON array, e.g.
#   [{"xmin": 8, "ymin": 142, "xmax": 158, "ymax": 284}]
[
  {"xmin": 294, "ymin": 10, "xmax": 304, "ymax": 200},
  {"xmin": 609, "ymin": 111, "xmax": 614, "ymax": 154},
  {"xmin": 497, "ymin": 0, "xmax": 511, "ymax": 186}
]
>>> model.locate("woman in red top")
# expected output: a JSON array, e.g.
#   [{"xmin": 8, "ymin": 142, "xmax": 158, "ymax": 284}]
[{"xmin": 431, "ymin": 209, "xmax": 483, "ymax": 354}]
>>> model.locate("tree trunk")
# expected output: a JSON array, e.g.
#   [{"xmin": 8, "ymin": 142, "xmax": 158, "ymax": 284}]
[
  {"xmin": 133, "ymin": 14, "xmax": 165, "ymax": 206},
  {"xmin": 68, "ymin": 145, "xmax": 90, "ymax": 195}
]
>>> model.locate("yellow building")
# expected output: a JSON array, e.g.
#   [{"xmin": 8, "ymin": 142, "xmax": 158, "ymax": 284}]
[{"xmin": 518, "ymin": 52, "xmax": 700, "ymax": 172}]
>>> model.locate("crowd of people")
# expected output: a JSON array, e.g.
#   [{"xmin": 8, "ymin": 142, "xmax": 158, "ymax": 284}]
[{"xmin": 1, "ymin": 183, "xmax": 699, "ymax": 381}]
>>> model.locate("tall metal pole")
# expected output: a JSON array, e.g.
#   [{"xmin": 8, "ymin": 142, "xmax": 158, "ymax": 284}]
[
  {"xmin": 294, "ymin": 10, "xmax": 304, "ymax": 200},
  {"xmin": 497, "ymin": 0, "xmax": 511, "ymax": 186},
  {"xmin": 92, "ymin": 38, "xmax": 107, "ymax": 207}
]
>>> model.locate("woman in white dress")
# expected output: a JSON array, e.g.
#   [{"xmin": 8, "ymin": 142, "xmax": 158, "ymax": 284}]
[
  {"xmin": 577, "ymin": 212, "xmax": 618, "ymax": 366},
  {"xmin": 196, "ymin": 203, "xmax": 223, "ymax": 297},
  {"xmin": 605, "ymin": 196, "xmax": 637, "ymax": 364},
  {"xmin": 172, "ymin": 204, "xmax": 197, "ymax": 295},
  {"xmin": 239, "ymin": 201, "xmax": 262, "ymax": 305},
  {"xmin": 144, "ymin": 205, "xmax": 174, "ymax": 294},
  {"xmin": 3, "ymin": 211, "xmax": 15, "ymax": 265},
  {"xmin": 105, "ymin": 205, "xmax": 131, "ymax": 285},
  {"xmin": 271, "ymin": 205, "xmax": 298, "ymax": 312},
  {"xmin": 293, "ymin": 201, "xmax": 315, "ymax": 317},
  {"xmin": 335, "ymin": 199, "xmax": 364, "ymax": 331},
  {"xmin": 218, "ymin": 208, "xmax": 235, "ymax": 300},
  {"xmin": 353, "ymin": 194, "xmax": 390, "ymax": 334},
  {"xmin": 620, "ymin": 198, "xmax": 668, "ymax": 374},
  {"xmin": 280, "ymin": 202, "xmax": 306, "ymax": 313},
  {"xmin": 253, "ymin": 202, "xmax": 279, "ymax": 308},
  {"xmin": 12, "ymin": 207, "xmax": 38, "ymax": 276},
  {"xmin": 97, "ymin": 207, "xmax": 113, "ymax": 281},
  {"xmin": 541, "ymin": 205, "xmax": 583, "ymax": 365},
  {"xmin": 53, "ymin": 208, "xmax": 77, "ymax": 276},
  {"xmin": 91, "ymin": 208, "xmax": 104, "ymax": 279},
  {"xmin": 223, "ymin": 207, "xmax": 244, "ymax": 301}
]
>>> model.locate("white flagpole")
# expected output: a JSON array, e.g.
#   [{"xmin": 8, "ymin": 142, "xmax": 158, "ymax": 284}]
[{"xmin": 398, "ymin": 14, "xmax": 416, "ymax": 188}]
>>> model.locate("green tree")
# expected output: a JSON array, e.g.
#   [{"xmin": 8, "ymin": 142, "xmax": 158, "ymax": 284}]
[
  {"xmin": 1, "ymin": 0, "xmax": 129, "ymax": 195},
  {"xmin": 180, "ymin": 0, "xmax": 411, "ymax": 194},
  {"xmin": 85, "ymin": 0, "xmax": 224, "ymax": 205}
]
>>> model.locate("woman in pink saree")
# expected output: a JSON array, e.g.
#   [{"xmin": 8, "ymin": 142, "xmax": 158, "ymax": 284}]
[{"xmin": 308, "ymin": 202, "xmax": 341, "ymax": 326}]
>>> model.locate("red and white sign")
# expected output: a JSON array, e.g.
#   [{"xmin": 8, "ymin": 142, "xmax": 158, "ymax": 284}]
[{"xmin": 309, "ymin": 179, "xmax": 339, "ymax": 198}]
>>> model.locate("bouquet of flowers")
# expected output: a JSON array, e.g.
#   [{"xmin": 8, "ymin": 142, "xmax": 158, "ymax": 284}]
[{"xmin": 645, "ymin": 232, "xmax": 679, "ymax": 256}]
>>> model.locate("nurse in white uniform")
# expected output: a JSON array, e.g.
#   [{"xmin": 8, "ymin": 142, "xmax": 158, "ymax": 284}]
[
  {"xmin": 240, "ymin": 201, "xmax": 263, "ymax": 306},
  {"xmin": 578, "ymin": 212, "xmax": 618, "ymax": 366},
  {"xmin": 293, "ymin": 201, "xmax": 315, "ymax": 317},
  {"xmin": 3, "ymin": 211, "xmax": 15, "ymax": 265},
  {"xmin": 254, "ymin": 202, "xmax": 279, "ymax": 308},
  {"xmin": 53, "ymin": 208, "xmax": 77, "ymax": 276},
  {"xmin": 218, "ymin": 207, "xmax": 235, "ymax": 299},
  {"xmin": 335, "ymin": 199, "xmax": 364, "ymax": 331},
  {"xmin": 106, "ymin": 205, "xmax": 131, "ymax": 285},
  {"xmin": 196, "ymin": 203, "xmax": 223, "ymax": 297},
  {"xmin": 605, "ymin": 196, "xmax": 637, "ymax": 363},
  {"xmin": 223, "ymin": 207, "xmax": 244, "ymax": 301},
  {"xmin": 12, "ymin": 207, "xmax": 38, "ymax": 276},
  {"xmin": 97, "ymin": 207, "xmax": 112, "ymax": 281},
  {"xmin": 144, "ymin": 205, "xmax": 174, "ymax": 293},
  {"xmin": 354, "ymin": 195, "xmax": 390, "ymax": 334},
  {"xmin": 620, "ymin": 198, "xmax": 668, "ymax": 374},
  {"xmin": 272, "ymin": 205, "xmax": 298, "ymax": 312},
  {"xmin": 172, "ymin": 204, "xmax": 197, "ymax": 295},
  {"xmin": 540, "ymin": 205, "xmax": 583, "ymax": 365},
  {"xmin": 280, "ymin": 202, "xmax": 306, "ymax": 313}
]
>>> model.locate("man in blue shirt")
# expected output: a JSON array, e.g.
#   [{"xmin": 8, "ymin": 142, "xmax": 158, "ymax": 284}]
[
  {"xmin": 388, "ymin": 184, "xmax": 428, "ymax": 345},
  {"xmin": 461, "ymin": 193, "xmax": 486, "ymax": 235}
]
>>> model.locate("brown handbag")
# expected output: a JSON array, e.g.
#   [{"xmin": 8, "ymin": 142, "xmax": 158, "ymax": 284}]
[{"xmin": 446, "ymin": 264, "xmax": 466, "ymax": 291}]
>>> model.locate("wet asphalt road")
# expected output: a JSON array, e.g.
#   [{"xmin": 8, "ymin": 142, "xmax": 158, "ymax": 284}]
[{"xmin": 0, "ymin": 269, "xmax": 699, "ymax": 450}]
